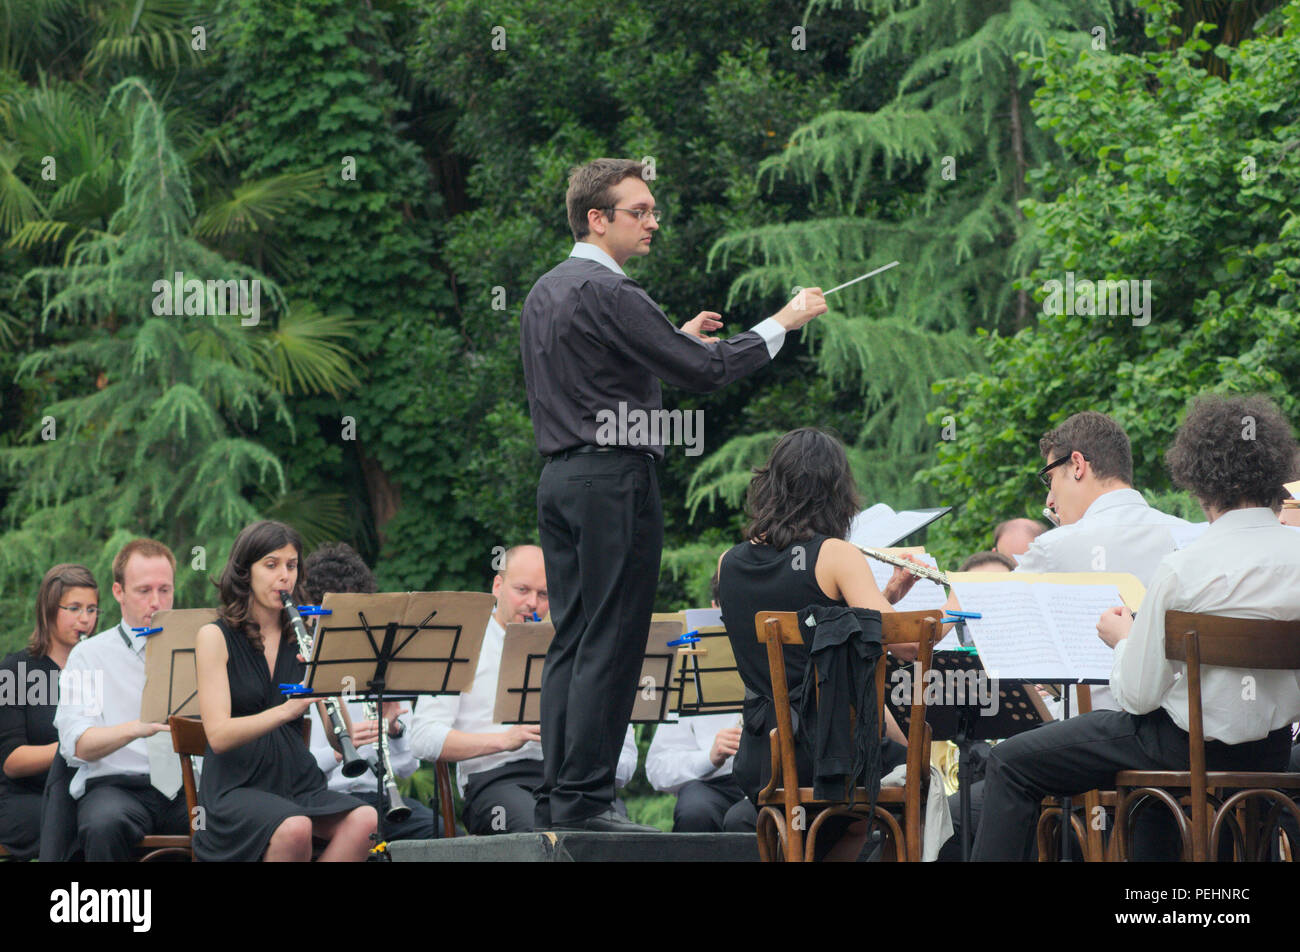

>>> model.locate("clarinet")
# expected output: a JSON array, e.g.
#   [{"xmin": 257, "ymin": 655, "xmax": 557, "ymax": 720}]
[
  {"xmin": 279, "ymin": 591, "xmax": 368, "ymax": 779},
  {"xmin": 366, "ymin": 700, "xmax": 411, "ymax": 823}
]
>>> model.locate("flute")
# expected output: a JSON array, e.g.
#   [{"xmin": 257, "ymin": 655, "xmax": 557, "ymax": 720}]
[
  {"xmin": 366, "ymin": 700, "xmax": 411, "ymax": 823},
  {"xmin": 279, "ymin": 591, "xmax": 368, "ymax": 779},
  {"xmin": 854, "ymin": 545, "xmax": 950, "ymax": 586}
]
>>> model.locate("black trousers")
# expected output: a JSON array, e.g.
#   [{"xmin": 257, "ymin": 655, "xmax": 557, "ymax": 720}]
[
  {"xmin": 464, "ymin": 759, "xmax": 547, "ymax": 835},
  {"xmin": 0, "ymin": 789, "xmax": 43, "ymax": 860},
  {"xmin": 78, "ymin": 775, "xmax": 189, "ymax": 862},
  {"xmin": 356, "ymin": 791, "xmax": 441, "ymax": 841},
  {"xmin": 673, "ymin": 775, "xmax": 746, "ymax": 833},
  {"xmin": 535, "ymin": 451, "xmax": 662, "ymax": 824},
  {"xmin": 972, "ymin": 708, "xmax": 1292, "ymax": 861}
]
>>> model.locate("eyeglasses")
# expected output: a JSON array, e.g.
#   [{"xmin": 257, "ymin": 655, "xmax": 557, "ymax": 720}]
[
  {"xmin": 604, "ymin": 207, "xmax": 662, "ymax": 223},
  {"xmin": 1037, "ymin": 454, "xmax": 1085, "ymax": 487},
  {"xmin": 59, "ymin": 604, "xmax": 99, "ymax": 617}
]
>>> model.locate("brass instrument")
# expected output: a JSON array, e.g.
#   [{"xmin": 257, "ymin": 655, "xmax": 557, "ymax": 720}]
[
  {"xmin": 854, "ymin": 545, "xmax": 950, "ymax": 587},
  {"xmin": 280, "ymin": 591, "xmax": 368, "ymax": 778},
  {"xmin": 366, "ymin": 700, "xmax": 411, "ymax": 823}
]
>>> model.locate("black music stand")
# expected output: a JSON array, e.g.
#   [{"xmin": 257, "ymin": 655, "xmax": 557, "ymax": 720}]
[
  {"xmin": 494, "ymin": 620, "xmax": 685, "ymax": 725},
  {"xmin": 672, "ymin": 627, "xmax": 745, "ymax": 717},
  {"xmin": 312, "ymin": 592, "xmax": 495, "ymax": 854},
  {"xmin": 884, "ymin": 649, "xmax": 1051, "ymax": 861}
]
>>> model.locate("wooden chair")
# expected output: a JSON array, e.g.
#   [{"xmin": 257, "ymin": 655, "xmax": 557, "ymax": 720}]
[
  {"xmin": 1036, "ymin": 685, "xmax": 1114, "ymax": 862},
  {"xmin": 1111, "ymin": 611, "xmax": 1300, "ymax": 862},
  {"xmin": 753, "ymin": 608, "xmax": 941, "ymax": 863},
  {"xmin": 434, "ymin": 761, "xmax": 457, "ymax": 837}
]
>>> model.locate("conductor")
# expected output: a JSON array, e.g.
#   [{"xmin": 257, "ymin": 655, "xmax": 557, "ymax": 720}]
[{"xmin": 520, "ymin": 157, "xmax": 827, "ymax": 830}]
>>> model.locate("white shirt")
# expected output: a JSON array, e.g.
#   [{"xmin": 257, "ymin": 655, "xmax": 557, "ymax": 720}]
[
  {"xmin": 308, "ymin": 700, "xmax": 418, "ymax": 794},
  {"xmin": 645, "ymin": 713, "xmax": 738, "ymax": 793},
  {"xmin": 569, "ymin": 242, "xmax": 787, "ymax": 359},
  {"xmin": 1015, "ymin": 487, "xmax": 1188, "ymax": 714},
  {"xmin": 409, "ymin": 615, "xmax": 639, "ymax": 795},
  {"xmin": 54, "ymin": 622, "xmax": 150, "ymax": 799},
  {"xmin": 1110, "ymin": 508, "xmax": 1300, "ymax": 744}
]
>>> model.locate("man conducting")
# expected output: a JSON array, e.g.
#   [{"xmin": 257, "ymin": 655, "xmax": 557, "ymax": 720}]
[{"xmin": 520, "ymin": 158, "xmax": 826, "ymax": 831}]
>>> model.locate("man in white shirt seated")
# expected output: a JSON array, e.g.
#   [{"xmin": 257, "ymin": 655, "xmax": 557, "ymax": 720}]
[
  {"xmin": 409, "ymin": 545, "xmax": 639, "ymax": 834},
  {"xmin": 1016, "ymin": 410, "xmax": 1188, "ymax": 715},
  {"xmin": 646, "ymin": 714, "xmax": 744, "ymax": 832},
  {"xmin": 303, "ymin": 542, "xmax": 440, "ymax": 841},
  {"xmin": 53, "ymin": 540, "xmax": 190, "ymax": 861},
  {"xmin": 972, "ymin": 394, "xmax": 1300, "ymax": 861}
]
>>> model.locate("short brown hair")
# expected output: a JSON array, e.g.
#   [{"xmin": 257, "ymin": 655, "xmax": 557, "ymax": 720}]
[
  {"xmin": 1166, "ymin": 393, "xmax": 1298, "ymax": 511},
  {"xmin": 113, "ymin": 538, "xmax": 176, "ymax": 587},
  {"xmin": 29, "ymin": 563, "xmax": 98, "ymax": 656},
  {"xmin": 566, "ymin": 158, "xmax": 646, "ymax": 241},
  {"xmin": 957, "ymin": 551, "xmax": 1017, "ymax": 572},
  {"xmin": 1038, "ymin": 411, "xmax": 1133, "ymax": 485}
]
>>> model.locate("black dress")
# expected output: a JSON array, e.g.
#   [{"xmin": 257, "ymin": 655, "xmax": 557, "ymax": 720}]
[
  {"xmin": 0, "ymin": 650, "xmax": 60, "ymax": 859},
  {"xmin": 193, "ymin": 619, "xmax": 365, "ymax": 862}
]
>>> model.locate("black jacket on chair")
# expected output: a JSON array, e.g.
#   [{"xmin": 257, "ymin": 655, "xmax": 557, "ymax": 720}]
[{"xmin": 796, "ymin": 605, "xmax": 884, "ymax": 803}]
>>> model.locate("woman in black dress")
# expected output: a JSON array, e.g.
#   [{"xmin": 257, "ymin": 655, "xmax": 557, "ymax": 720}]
[
  {"xmin": 716, "ymin": 428, "xmax": 921, "ymax": 860},
  {"xmin": 194, "ymin": 521, "xmax": 376, "ymax": 861},
  {"xmin": 0, "ymin": 564, "xmax": 98, "ymax": 859}
]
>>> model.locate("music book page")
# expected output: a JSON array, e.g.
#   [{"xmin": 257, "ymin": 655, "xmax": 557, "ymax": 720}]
[
  {"xmin": 947, "ymin": 580, "xmax": 1134, "ymax": 682},
  {"xmin": 848, "ymin": 504, "xmax": 951, "ymax": 549}
]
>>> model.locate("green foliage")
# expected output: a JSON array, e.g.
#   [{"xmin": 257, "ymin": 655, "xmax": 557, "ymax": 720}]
[{"xmin": 919, "ymin": 0, "xmax": 1300, "ymax": 567}]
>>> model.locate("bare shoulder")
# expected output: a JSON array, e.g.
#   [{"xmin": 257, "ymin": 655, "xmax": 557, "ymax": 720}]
[{"xmin": 195, "ymin": 622, "xmax": 227, "ymax": 657}]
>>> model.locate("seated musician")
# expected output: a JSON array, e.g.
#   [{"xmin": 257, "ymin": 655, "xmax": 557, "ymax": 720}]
[
  {"xmin": 647, "ymin": 573, "xmax": 745, "ymax": 832},
  {"xmin": 957, "ymin": 551, "xmax": 1016, "ymax": 573},
  {"xmin": 0, "ymin": 565, "xmax": 97, "ymax": 859},
  {"xmin": 408, "ymin": 544, "xmax": 639, "ymax": 835},
  {"xmin": 972, "ymin": 394, "xmax": 1300, "ymax": 861},
  {"xmin": 302, "ymin": 542, "xmax": 441, "ymax": 841},
  {"xmin": 193, "ymin": 521, "xmax": 376, "ymax": 861},
  {"xmin": 991, "ymin": 519, "xmax": 1046, "ymax": 558},
  {"xmin": 716, "ymin": 427, "xmax": 922, "ymax": 860},
  {"xmin": 1015, "ymin": 411, "xmax": 1188, "ymax": 715},
  {"xmin": 53, "ymin": 540, "xmax": 191, "ymax": 861}
]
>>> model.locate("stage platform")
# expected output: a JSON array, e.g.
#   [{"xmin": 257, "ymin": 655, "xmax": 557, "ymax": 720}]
[{"xmin": 389, "ymin": 832, "xmax": 759, "ymax": 862}]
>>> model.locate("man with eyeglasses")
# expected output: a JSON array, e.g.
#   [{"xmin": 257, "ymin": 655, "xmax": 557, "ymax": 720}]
[
  {"xmin": 53, "ymin": 539, "xmax": 190, "ymax": 860},
  {"xmin": 520, "ymin": 158, "xmax": 827, "ymax": 831}
]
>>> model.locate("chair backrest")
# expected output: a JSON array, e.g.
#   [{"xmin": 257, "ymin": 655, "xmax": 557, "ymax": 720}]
[
  {"xmin": 168, "ymin": 715, "xmax": 206, "ymax": 843},
  {"xmin": 1162, "ymin": 611, "xmax": 1300, "ymax": 862},
  {"xmin": 754, "ymin": 608, "xmax": 942, "ymax": 791}
]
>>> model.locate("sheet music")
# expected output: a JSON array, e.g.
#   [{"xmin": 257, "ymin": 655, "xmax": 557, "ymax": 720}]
[
  {"xmin": 848, "ymin": 504, "xmax": 950, "ymax": 548},
  {"xmin": 684, "ymin": 607, "xmax": 723, "ymax": 630},
  {"xmin": 1046, "ymin": 585, "xmax": 1123, "ymax": 682},
  {"xmin": 950, "ymin": 582, "xmax": 1069, "ymax": 680}
]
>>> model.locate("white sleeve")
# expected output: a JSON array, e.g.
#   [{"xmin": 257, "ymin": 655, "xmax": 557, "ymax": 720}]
[
  {"xmin": 54, "ymin": 644, "xmax": 99, "ymax": 767},
  {"xmin": 750, "ymin": 317, "xmax": 786, "ymax": 359},
  {"xmin": 645, "ymin": 722, "xmax": 718, "ymax": 794},
  {"xmin": 409, "ymin": 694, "xmax": 459, "ymax": 762},
  {"xmin": 385, "ymin": 715, "xmax": 419, "ymax": 779},
  {"xmin": 615, "ymin": 726, "xmax": 639, "ymax": 788},
  {"xmin": 1110, "ymin": 562, "xmax": 1180, "ymax": 715}
]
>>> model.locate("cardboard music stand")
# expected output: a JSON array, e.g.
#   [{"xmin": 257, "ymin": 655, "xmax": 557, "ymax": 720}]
[
  {"xmin": 310, "ymin": 592, "xmax": 495, "ymax": 701},
  {"xmin": 494, "ymin": 618, "xmax": 685, "ymax": 725},
  {"xmin": 668, "ymin": 609, "xmax": 745, "ymax": 717},
  {"xmin": 142, "ymin": 608, "xmax": 219, "ymax": 723}
]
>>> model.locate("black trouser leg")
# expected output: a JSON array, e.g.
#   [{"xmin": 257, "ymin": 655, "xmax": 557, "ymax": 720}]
[
  {"xmin": 77, "ymin": 778, "xmax": 187, "ymax": 862},
  {"xmin": 536, "ymin": 452, "xmax": 662, "ymax": 824},
  {"xmin": 972, "ymin": 709, "xmax": 1291, "ymax": 861},
  {"xmin": 0, "ymin": 791, "xmax": 44, "ymax": 859},
  {"xmin": 673, "ymin": 776, "xmax": 746, "ymax": 832},
  {"xmin": 466, "ymin": 760, "xmax": 546, "ymax": 835}
]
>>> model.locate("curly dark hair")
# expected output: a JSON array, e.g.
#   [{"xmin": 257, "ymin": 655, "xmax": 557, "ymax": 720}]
[
  {"xmin": 1039, "ymin": 411, "xmax": 1133, "ymax": 484},
  {"xmin": 743, "ymin": 428, "xmax": 861, "ymax": 551},
  {"xmin": 1166, "ymin": 393, "xmax": 1298, "ymax": 511},
  {"xmin": 303, "ymin": 542, "xmax": 376, "ymax": 603},
  {"xmin": 215, "ymin": 520, "xmax": 307, "ymax": 650}
]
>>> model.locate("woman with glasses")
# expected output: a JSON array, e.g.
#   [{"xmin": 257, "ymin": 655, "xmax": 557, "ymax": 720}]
[{"xmin": 0, "ymin": 564, "xmax": 98, "ymax": 859}]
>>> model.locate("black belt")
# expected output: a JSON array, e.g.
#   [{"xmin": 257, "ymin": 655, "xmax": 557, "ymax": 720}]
[{"xmin": 546, "ymin": 444, "xmax": 656, "ymax": 463}]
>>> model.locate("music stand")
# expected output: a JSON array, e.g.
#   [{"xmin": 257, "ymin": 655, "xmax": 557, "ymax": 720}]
[
  {"xmin": 142, "ymin": 608, "xmax": 218, "ymax": 723},
  {"xmin": 312, "ymin": 591, "xmax": 495, "ymax": 847},
  {"xmin": 494, "ymin": 619, "xmax": 685, "ymax": 725},
  {"xmin": 668, "ymin": 613, "xmax": 744, "ymax": 717},
  {"xmin": 884, "ymin": 649, "xmax": 1052, "ymax": 861}
]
